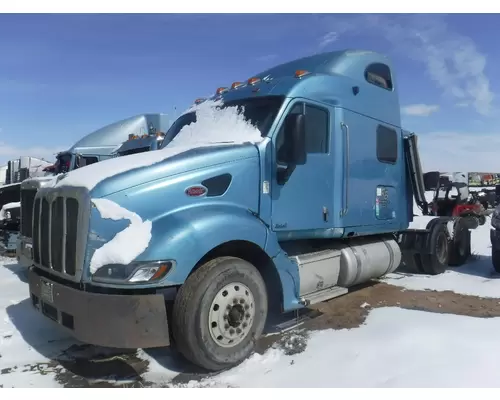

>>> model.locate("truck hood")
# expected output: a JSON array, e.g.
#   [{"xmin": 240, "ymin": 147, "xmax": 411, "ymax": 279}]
[{"xmin": 55, "ymin": 142, "xmax": 260, "ymax": 198}]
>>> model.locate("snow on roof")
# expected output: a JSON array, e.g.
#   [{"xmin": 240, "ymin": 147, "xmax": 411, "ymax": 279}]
[{"xmin": 55, "ymin": 100, "xmax": 263, "ymax": 191}]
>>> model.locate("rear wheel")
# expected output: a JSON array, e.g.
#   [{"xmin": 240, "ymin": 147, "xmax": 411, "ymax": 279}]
[
  {"xmin": 448, "ymin": 218, "xmax": 471, "ymax": 266},
  {"xmin": 492, "ymin": 250, "xmax": 500, "ymax": 274},
  {"xmin": 172, "ymin": 256, "xmax": 268, "ymax": 371},
  {"xmin": 421, "ymin": 219, "xmax": 449, "ymax": 275}
]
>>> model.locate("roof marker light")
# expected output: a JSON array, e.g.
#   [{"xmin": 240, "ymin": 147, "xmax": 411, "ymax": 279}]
[
  {"xmin": 247, "ymin": 77, "xmax": 261, "ymax": 86},
  {"xmin": 295, "ymin": 70, "xmax": 311, "ymax": 79},
  {"xmin": 194, "ymin": 98, "xmax": 206, "ymax": 105},
  {"xmin": 231, "ymin": 81, "xmax": 244, "ymax": 89},
  {"xmin": 216, "ymin": 87, "xmax": 229, "ymax": 95}
]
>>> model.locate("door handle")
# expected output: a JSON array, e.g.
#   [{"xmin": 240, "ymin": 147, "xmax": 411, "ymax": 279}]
[{"xmin": 340, "ymin": 122, "xmax": 349, "ymax": 217}]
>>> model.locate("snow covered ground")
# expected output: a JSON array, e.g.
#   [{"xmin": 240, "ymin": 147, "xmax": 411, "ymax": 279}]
[{"xmin": 1, "ymin": 215, "xmax": 499, "ymax": 388}]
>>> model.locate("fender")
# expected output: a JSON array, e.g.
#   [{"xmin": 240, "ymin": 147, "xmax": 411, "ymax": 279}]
[{"xmin": 139, "ymin": 203, "xmax": 271, "ymax": 285}]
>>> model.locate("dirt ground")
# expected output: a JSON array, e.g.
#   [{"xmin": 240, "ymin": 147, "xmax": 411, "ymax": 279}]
[{"xmin": 18, "ymin": 278, "xmax": 497, "ymax": 387}]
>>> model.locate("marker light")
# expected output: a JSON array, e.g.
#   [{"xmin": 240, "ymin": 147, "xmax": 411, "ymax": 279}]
[
  {"xmin": 216, "ymin": 87, "xmax": 229, "ymax": 95},
  {"xmin": 247, "ymin": 77, "xmax": 261, "ymax": 86},
  {"xmin": 295, "ymin": 70, "xmax": 311, "ymax": 79},
  {"xmin": 231, "ymin": 81, "xmax": 244, "ymax": 89},
  {"xmin": 194, "ymin": 98, "xmax": 206, "ymax": 105}
]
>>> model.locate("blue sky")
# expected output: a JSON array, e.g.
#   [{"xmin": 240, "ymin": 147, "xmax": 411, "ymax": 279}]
[{"xmin": 0, "ymin": 13, "xmax": 498, "ymax": 170}]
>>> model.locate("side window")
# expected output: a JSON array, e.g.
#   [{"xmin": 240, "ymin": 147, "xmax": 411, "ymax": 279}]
[
  {"xmin": 304, "ymin": 104, "xmax": 328, "ymax": 154},
  {"xmin": 84, "ymin": 156, "xmax": 98, "ymax": 165},
  {"xmin": 365, "ymin": 63, "xmax": 393, "ymax": 90},
  {"xmin": 376, "ymin": 125, "xmax": 398, "ymax": 164},
  {"xmin": 276, "ymin": 102, "xmax": 329, "ymax": 163}
]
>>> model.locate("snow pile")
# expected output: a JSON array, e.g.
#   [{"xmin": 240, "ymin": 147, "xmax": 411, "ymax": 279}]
[
  {"xmin": 0, "ymin": 202, "xmax": 21, "ymax": 221},
  {"xmin": 89, "ymin": 198, "xmax": 152, "ymax": 274},
  {"xmin": 0, "ymin": 257, "xmax": 75, "ymax": 387},
  {"xmin": 54, "ymin": 100, "xmax": 263, "ymax": 191},
  {"xmin": 181, "ymin": 307, "xmax": 500, "ymax": 388}
]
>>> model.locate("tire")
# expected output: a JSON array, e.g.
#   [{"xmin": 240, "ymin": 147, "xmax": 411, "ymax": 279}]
[
  {"xmin": 172, "ymin": 256, "xmax": 268, "ymax": 371},
  {"xmin": 421, "ymin": 219, "xmax": 449, "ymax": 275},
  {"xmin": 448, "ymin": 218, "xmax": 471, "ymax": 266},
  {"xmin": 493, "ymin": 250, "xmax": 500, "ymax": 273},
  {"xmin": 478, "ymin": 214, "xmax": 487, "ymax": 226}
]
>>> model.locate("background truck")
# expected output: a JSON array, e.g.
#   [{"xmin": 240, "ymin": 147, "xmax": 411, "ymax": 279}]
[
  {"xmin": 27, "ymin": 49, "xmax": 463, "ymax": 372},
  {"xmin": 0, "ymin": 156, "xmax": 52, "ymax": 255},
  {"xmin": 16, "ymin": 113, "xmax": 170, "ymax": 267}
]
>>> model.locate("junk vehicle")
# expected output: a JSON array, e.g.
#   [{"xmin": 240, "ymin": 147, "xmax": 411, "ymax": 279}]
[
  {"xmin": 0, "ymin": 157, "xmax": 52, "ymax": 255},
  {"xmin": 27, "ymin": 49, "xmax": 470, "ymax": 372},
  {"xmin": 16, "ymin": 114, "xmax": 170, "ymax": 267},
  {"xmin": 427, "ymin": 171, "xmax": 487, "ymax": 227}
]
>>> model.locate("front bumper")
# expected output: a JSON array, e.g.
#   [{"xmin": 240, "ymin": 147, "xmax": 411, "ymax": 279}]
[
  {"xmin": 16, "ymin": 236, "xmax": 33, "ymax": 267},
  {"xmin": 0, "ymin": 229, "xmax": 19, "ymax": 255},
  {"xmin": 28, "ymin": 267, "xmax": 170, "ymax": 349}
]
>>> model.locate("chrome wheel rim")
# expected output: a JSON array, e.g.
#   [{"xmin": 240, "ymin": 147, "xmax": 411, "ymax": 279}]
[{"xmin": 208, "ymin": 282, "xmax": 255, "ymax": 348}]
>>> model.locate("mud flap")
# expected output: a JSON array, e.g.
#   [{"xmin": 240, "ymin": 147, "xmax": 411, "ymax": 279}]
[{"xmin": 398, "ymin": 218, "xmax": 452, "ymax": 275}]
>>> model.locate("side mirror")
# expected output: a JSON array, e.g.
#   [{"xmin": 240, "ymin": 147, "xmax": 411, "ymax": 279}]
[
  {"xmin": 423, "ymin": 171, "xmax": 440, "ymax": 191},
  {"xmin": 284, "ymin": 113, "xmax": 307, "ymax": 166}
]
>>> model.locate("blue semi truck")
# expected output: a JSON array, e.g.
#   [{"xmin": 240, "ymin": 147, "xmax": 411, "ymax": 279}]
[
  {"xmin": 17, "ymin": 114, "xmax": 169, "ymax": 267},
  {"xmin": 28, "ymin": 50, "xmax": 457, "ymax": 371}
]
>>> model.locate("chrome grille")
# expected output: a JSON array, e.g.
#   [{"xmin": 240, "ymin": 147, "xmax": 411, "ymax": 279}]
[
  {"xmin": 32, "ymin": 188, "xmax": 90, "ymax": 282},
  {"xmin": 20, "ymin": 189, "xmax": 36, "ymax": 238}
]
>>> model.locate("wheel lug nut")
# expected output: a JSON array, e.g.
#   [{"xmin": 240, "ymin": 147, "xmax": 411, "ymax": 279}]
[
  {"xmin": 239, "ymin": 299, "xmax": 245, "ymax": 304},
  {"xmin": 229, "ymin": 329, "xmax": 235, "ymax": 335},
  {"xmin": 236, "ymin": 328, "xmax": 242, "ymax": 334},
  {"xmin": 244, "ymin": 304, "xmax": 249, "ymax": 310},
  {"xmin": 245, "ymin": 313, "xmax": 250, "ymax": 319},
  {"xmin": 242, "ymin": 323, "xmax": 247, "ymax": 328},
  {"xmin": 223, "ymin": 314, "xmax": 228, "ymax": 320},
  {"xmin": 233, "ymin": 298, "xmax": 238, "ymax": 304}
]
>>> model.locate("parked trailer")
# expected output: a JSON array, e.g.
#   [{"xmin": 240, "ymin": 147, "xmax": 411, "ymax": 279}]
[
  {"xmin": 28, "ymin": 49, "xmax": 468, "ymax": 372},
  {"xmin": 16, "ymin": 114, "xmax": 170, "ymax": 267}
]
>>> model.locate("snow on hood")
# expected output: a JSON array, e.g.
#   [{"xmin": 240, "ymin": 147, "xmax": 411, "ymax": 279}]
[
  {"xmin": 89, "ymin": 198, "xmax": 152, "ymax": 274},
  {"xmin": 54, "ymin": 100, "xmax": 263, "ymax": 192}
]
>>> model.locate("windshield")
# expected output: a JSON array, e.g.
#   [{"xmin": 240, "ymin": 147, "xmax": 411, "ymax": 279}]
[
  {"xmin": 119, "ymin": 146, "xmax": 151, "ymax": 156},
  {"xmin": 160, "ymin": 95, "xmax": 284, "ymax": 149}
]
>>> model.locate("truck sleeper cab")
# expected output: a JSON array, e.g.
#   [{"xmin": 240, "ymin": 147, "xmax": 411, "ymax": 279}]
[
  {"xmin": 17, "ymin": 114, "xmax": 170, "ymax": 268},
  {"xmin": 28, "ymin": 49, "xmax": 451, "ymax": 372}
]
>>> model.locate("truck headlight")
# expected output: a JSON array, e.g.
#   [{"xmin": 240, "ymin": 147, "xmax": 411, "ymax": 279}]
[{"xmin": 92, "ymin": 260, "xmax": 174, "ymax": 284}]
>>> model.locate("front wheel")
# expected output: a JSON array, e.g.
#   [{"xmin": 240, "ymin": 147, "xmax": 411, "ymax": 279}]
[{"xmin": 172, "ymin": 256, "xmax": 268, "ymax": 371}]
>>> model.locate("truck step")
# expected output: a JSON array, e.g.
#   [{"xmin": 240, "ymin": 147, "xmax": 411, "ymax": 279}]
[
  {"xmin": 265, "ymin": 309, "xmax": 323, "ymax": 337},
  {"xmin": 301, "ymin": 285, "xmax": 348, "ymax": 306}
]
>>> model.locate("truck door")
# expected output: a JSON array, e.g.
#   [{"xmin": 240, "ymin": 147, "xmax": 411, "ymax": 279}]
[{"xmin": 270, "ymin": 100, "xmax": 334, "ymax": 236}]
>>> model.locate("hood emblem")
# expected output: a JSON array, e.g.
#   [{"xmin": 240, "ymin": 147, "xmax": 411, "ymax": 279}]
[{"xmin": 185, "ymin": 185, "xmax": 208, "ymax": 197}]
